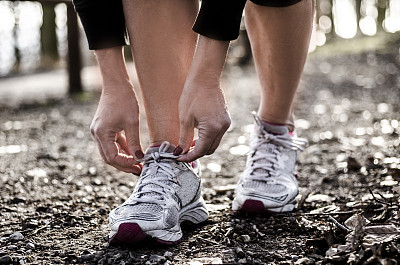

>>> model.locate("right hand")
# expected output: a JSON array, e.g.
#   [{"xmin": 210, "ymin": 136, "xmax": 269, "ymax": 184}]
[
  {"xmin": 90, "ymin": 82, "xmax": 143, "ymax": 174},
  {"xmin": 176, "ymin": 79, "xmax": 231, "ymax": 162}
]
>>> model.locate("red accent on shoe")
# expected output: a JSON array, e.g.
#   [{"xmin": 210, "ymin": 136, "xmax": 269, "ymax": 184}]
[
  {"xmin": 109, "ymin": 223, "xmax": 147, "ymax": 245},
  {"xmin": 109, "ymin": 223, "xmax": 181, "ymax": 246},
  {"xmin": 240, "ymin": 200, "xmax": 266, "ymax": 213}
]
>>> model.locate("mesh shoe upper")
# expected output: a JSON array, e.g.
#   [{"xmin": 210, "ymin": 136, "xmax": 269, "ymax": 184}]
[
  {"xmin": 109, "ymin": 141, "xmax": 203, "ymax": 234},
  {"xmin": 233, "ymin": 114, "xmax": 308, "ymax": 212}
]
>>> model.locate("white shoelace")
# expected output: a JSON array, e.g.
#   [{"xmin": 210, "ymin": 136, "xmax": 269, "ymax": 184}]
[
  {"xmin": 128, "ymin": 150, "xmax": 181, "ymax": 206},
  {"xmin": 246, "ymin": 130, "xmax": 308, "ymax": 182}
]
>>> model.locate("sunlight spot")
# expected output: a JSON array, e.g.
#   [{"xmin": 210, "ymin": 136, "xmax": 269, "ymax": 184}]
[
  {"xmin": 229, "ymin": 145, "xmax": 250, "ymax": 156},
  {"xmin": 207, "ymin": 162, "xmax": 222, "ymax": 173},
  {"xmin": 377, "ymin": 103, "xmax": 389, "ymax": 113},
  {"xmin": 360, "ymin": 16, "xmax": 377, "ymax": 36},
  {"xmin": 333, "ymin": 0, "xmax": 358, "ymax": 39}
]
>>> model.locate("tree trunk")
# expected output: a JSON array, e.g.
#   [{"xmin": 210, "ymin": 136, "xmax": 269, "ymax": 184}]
[
  {"xmin": 66, "ymin": 2, "xmax": 83, "ymax": 94},
  {"xmin": 12, "ymin": 2, "xmax": 21, "ymax": 72},
  {"xmin": 40, "ymin": 2, "xmax": 59, "ymax": 68},
  {"xmin": 377, "ymin": 0, "xmax": 387, "ymax": 32},
  {"xmin": 355, "ymin": 0, "xmax": 362, "ymax": 37},
  {"xmin": 327, "ymin": 0, "xmax": 336, "ymax": 41}
]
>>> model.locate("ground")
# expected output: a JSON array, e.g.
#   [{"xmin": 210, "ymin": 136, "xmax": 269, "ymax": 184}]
[{"xmin": 0, "ymin": 35, "xmax": 399, "ymax": 265}]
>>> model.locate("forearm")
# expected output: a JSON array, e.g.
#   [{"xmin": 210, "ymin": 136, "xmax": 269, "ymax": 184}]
[
  {"xmin": 187, "ymin": 36, "xmax": 230, "ymax": 85},
  {"xmin": 95, "ymin": 47, "xmax": 131, "ymax": 91}
]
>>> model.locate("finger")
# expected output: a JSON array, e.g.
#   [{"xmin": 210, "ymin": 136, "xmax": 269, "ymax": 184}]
[
  {"xmin": 115, "ymin": 132, "xmax": 130, "ymax": 155},
  {"xmin": 175, "ymin": 121, "xmax": 195, "ymax": 156},
  {"xmin": 113, "ymin": 163, "xmax": 142, "ymax": 174},
  {"xmin": 124, "ymin": 126, "xmax": 144, "ymax": 160},
  {"xmin": 190, "ymin": 139, "xmax": 197, "ymax": 149},
  {"xmin": 113, "ymin": 142, "xmax": 142, "ymax": 167},
  {"xmin": 133, "ymin": 164, "xmax": 143, "ymax": 176},
  {"xmin": 98, "ymin": 133, "xmax": 137, "ymax": 168},
  {"xmin": 177, "ymin": 129, "xmax": 215, "ymax": 162},
  {"xmin": 104, "ymin": 143, "xmax": 142, "ymax": 174}
]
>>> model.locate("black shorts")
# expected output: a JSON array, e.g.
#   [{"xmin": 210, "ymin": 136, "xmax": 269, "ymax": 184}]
[
  {"xmin": 250, "ymin": 0, "xmax": 302, "ymax": 7},
  {"xmin": 193, "ymin": 0, "xmax": 305, "ymax": 41}
]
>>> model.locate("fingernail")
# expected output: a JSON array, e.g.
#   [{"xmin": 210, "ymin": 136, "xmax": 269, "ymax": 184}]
[
  {"xmin": 135, "ymin": 150, "xmax": 144, "ymax": 159},
  {"xmin": 173, "ymin": 146, "xmax": 183, "ymax": 156}
]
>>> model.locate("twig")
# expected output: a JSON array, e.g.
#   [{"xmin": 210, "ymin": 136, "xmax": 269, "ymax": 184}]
[
  {"xmin": 32, "ymin": 221, "xmax": 52, "ymax": 235},
  {"xmin": 300, "ymin": 211, "xmax": 357, "ymax": 216},
  {"xmin": 197, "ymin": 236, "xmax": 221, "ymax": 246},
  {"xmin": 368, "ymin": 187, "xmax": 392, "ymax": 206},
  {"xmin": 328, "ymin": 215, "xmax": 352, "ymax": 232}
]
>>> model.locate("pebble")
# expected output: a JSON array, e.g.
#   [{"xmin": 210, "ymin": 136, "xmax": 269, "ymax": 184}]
[
  {"xmin": 238, "ymin": 235, "xmax": 251, "ymax": 243},
  {"xmin": 81, "ymin": 254, "xmax": 94, "ymax": 261},
  {"xmin": 148, "ymin": 254, "xmax": 166, "ymax": 264},
  {"xmin": 295, "ymin": 257, "xmax": 313, "ymax": 264},
  {"xmin": 9, "ymin": 232, "xmax": 24, "ymax": 242},
  {"xmin": 291, "ymin": 255, "xmax": 299, "ymax": 261},
  {"xmin": 235, "ymin": 247, "xmax": 245, "ymax": 259},
  {"xmin": 238, "ymin": 258, "xmax": 247, "ymax": 264},
  {"xmin": 95, "ymin": 251, "xmax": 105, "ymax": 258},
  {"xmin": 0, "ymin": 255, "xmax": 12, "ymax": 264},
  {"xmin": 7, "ymin": 245, "xmax": 17, "ymax": 251},
  {"xmin": 164, "ymin": 251, "xmax": 173, "ymax": 257},
  {"xmin": 26, "ymin": 243, "xmax": 35, "ymax": 249},
  {"xmin": 347, "ymin": 157, "xmax": 362, "ymax": 171}
]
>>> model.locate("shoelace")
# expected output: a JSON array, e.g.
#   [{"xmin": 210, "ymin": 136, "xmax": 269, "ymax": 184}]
[
  {"xmin": 128, "ymin": 150, "xmax": 182, "ymax": 205},
  {"xmin": 246, "ymin": 129, "xmax": 308, "ymax": 182}
]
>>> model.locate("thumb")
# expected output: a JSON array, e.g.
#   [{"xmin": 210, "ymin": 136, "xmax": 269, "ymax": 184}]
[
  {"xmin": 174, "ymin": 122, "xmax": 194, "ymax": 156},
  {"xmin": 124, "ymin": 127, "xmax": 144, "ymax": 160}
]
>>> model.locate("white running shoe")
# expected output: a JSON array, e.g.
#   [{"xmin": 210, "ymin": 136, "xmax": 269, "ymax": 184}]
[
  {"xmin": 109, "ymin": 141, "xmax": 208, "ymax": 245},
  {"xmin": 232, "ymin": 114, "xmax": 308, "ymax": 213}
]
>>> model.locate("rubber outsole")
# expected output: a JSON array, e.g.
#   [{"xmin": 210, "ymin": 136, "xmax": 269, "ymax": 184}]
[
  {"xmin": 109, "ymin": 223, "xmax": 181, "ymax": 246},
  {"xmin": 239, "ymin": 199, "xmax": 296, "ymax": 214}
]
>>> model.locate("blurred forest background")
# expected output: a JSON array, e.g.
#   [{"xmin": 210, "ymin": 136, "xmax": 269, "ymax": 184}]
[{"xmin": 0, "ymin": 0, "xmax": 399, "ymax": 99}]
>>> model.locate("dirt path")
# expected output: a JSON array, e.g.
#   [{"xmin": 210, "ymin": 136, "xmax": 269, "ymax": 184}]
[{"xmin": 1, "ymin": 39, "xmax": 399, "ymax": 264}]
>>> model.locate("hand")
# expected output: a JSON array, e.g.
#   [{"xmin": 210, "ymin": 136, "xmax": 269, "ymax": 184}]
[
  {"xmin": 176, "ymin": 79, "xmax": 231, "ymax": 162},
  {"xmin": 174, "ymin": 36, "xmax": 231, "ymax": 162},
  {"xmin": 90, "ymin": 82, "xmax": 143, "ymax": 174}
]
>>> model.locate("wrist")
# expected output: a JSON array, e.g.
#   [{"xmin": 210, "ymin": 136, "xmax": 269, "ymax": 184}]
[
  {"xmin": 188, "ymin": 36, "xmax": 229, "ymax": 82},
  {"xmin": 95, "ymin": 47, "xmax": 132, "ymax": 90}
]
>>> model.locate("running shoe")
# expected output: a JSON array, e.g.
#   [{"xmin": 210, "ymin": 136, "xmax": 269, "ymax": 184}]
[
  {"xmin": 232, "ymin": 113, "xmax": 308, "ymax": 213},
  {"xmin": 109, "ymin": 141, "xmax": 208, "ymax": 245}
]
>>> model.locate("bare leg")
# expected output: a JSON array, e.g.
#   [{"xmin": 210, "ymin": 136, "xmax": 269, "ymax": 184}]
[
  {"xmin": 122, "ymin": 0, "xmax": 199, "ymax": 146},
  {"xmin": 245, "ymin": 0, "xmax": 314, "ymax": 130}
]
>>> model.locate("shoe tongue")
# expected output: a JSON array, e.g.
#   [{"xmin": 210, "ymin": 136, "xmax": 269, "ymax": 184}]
[
  {"xmin": 139, "ymin": 141, "xmax": 177, "ymax": 199},
  {"xmin": 252, "ymin": 144, "xmax": 276, "ymax": 175},
  {"xmin": 260, "ymin": 120, "xmax": 289, "ymax": 135}
]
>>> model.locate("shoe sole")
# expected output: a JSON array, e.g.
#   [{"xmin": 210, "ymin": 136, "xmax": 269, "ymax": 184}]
[
  {"xmin": 109, "ymin": 200, "xmax": 208, "ymax": 246},
  {"xmin": 239, "ymin": 199, "xmax": 296, "ymax": 214}
]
